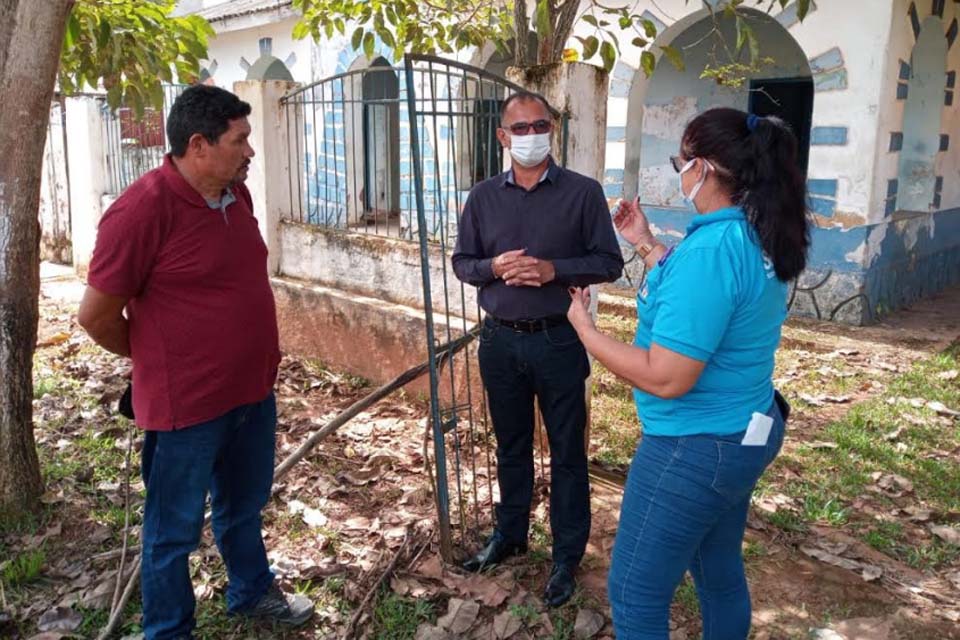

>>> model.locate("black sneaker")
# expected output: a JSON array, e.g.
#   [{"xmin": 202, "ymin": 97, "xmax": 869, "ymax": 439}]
[{"xmin": 242, "ymin": 583, "xmax": 314, "ymax": 626}]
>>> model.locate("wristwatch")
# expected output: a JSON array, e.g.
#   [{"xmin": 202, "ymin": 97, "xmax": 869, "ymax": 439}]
[{"xmin": 637, "ymin": 241, "xmax": 656, "ymax": 259}]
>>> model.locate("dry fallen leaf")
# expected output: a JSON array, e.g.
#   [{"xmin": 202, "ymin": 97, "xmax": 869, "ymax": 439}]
[
  {"xmin": 929, "ymin": 524, "xmax": 960, "ymax": 546},
  {"xmin": 574, "ymin": 608, "xmax": 605, "ymax": 639},
  {"xmin": 493, "ymin": 610, "xmax": 522, "ymax": 639},
  {"xmin": 415, "ymin": 623, "xmax": 454, "ymax": 640},
  {"xmin": 926, "ymin": 401, "xmax": 959, "ymax": 418},
  {"xmin": 36, "ymin": 606, "xmax": 82, "ymax": 633},
  {"xmin": 436, "ymin": 598, "xmax": 480, "ymax": 634}
]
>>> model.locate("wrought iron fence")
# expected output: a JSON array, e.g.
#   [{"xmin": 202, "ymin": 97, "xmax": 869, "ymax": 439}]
[
  {"xmin": 280, "ymin": 57, "xmax": 565, "ymax": 247},
  {"xmin": 403, "ymin": 54, "xmax": 567, "ymax": 560},
  {"xmin": 101, "ymin": 84, "xmax": 189, "ymax": 194}
]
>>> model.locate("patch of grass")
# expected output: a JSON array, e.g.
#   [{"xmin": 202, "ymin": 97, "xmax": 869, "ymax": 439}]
[
  {"xmin": 800, "ymin": 493, "xmax": 849, "ymax": 526},
  {"xmin": 510, "ymin": 603, "xmax": 540, "ymax": 628},
  {"xmin": 549, "ymin": 615, "xmax": 575, "ymax": 640},
  {"xmin": 764, "ymin": 509, "xmax": 808, "ymax": 534},
  {"xmin": 76, "ymin": 607, "xmax": 110, "ymax": 637},
  {"xmin": 861, "ymin": 521, "xmax": 904, "ymax": 555},
  {"xmin": 743, "ymin": 539, "xmax": 767, "ymax": 560},
  {"xmin": 371, "ymin": 591, "xmax": 433, "ymax": 640},
  {"xmin": 2, "ymin": 547, "xmax": 45, "ymax": 587},
  {"xmin": 33, "ymin": 376, "xmax": 60, "ymax": 399},
  {"xmin": 530, "ymin": 521, "xmax": 552, "ymax": 549},
  {"xmin": 903, "ymin": 539, "xmax": 960, "ymax": 571},
  {"xmin": 672, "ymin": 574, "xmax": 700, "ymax": 616}
]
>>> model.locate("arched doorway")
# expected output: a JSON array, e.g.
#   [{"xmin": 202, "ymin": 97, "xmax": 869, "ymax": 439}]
[
  {"xmin": 623, "ymin": 9, "xmax": 813, "ymax": 207},
  {"xmin": 360, "ymin": 56, "xmax": 401, "ymax": 222},
  {"xmin": 896, "ymin": 16, "xmax": 947, "ymax": 212}
]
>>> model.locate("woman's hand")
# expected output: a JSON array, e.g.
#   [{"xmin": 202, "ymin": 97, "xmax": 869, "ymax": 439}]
[
  {"xmin": 566, "ymin": 287, "xmax": 595, "ymax": 334},
  {"xmin": 613, "ymin": 197, "xmax": 654, "ymax": 247}
]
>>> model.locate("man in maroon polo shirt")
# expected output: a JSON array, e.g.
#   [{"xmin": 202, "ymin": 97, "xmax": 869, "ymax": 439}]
[{"xmin": 78, "ymin": 85, "xmax": 312, "ymax": 640}]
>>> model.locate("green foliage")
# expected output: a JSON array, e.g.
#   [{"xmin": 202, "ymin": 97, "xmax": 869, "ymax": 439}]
[
  {"xmin": 59, "ymin": 0, "xmax": 214, "ymax": 115},
  {"xmin": 292, "ymin": 0, "xmax": 511, "ymax": 63},
  {"xmin": 1, "ymin": 547, "xmax": 45, "ymax": 587},
  {"xmin": 371, "ymin": 591, "xmax": 434, "ymax": 640}
]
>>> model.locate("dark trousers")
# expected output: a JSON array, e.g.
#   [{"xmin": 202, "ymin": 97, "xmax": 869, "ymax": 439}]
[
  {"xmin": 140, "ymin": 393, "xmax": 277, "ymax": 640},
  {"xmin": 478, "ymin": 317, "xmax": 591, "ymax": 568}
]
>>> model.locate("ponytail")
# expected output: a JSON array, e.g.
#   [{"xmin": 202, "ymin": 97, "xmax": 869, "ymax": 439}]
[{"xmin": 682, "ymin": 107, "xmax": 810, "ymax": 282}]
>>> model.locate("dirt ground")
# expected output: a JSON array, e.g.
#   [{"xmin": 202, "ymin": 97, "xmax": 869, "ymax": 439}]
[{"xmin": 1, "ymin": 265, "xmax": 957, "ymax": 640}]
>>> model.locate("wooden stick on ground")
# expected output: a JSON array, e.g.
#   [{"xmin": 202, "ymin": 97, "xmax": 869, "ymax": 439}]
[
  {"xmin": 97, "ymin": 326, "xmax": 479, "ymax": 639},
  {"xmin": 339, "ymin": 533, "xmax": 414, "ymax": 640}
]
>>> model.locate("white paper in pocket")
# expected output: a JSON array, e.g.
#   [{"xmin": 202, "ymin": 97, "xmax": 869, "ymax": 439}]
[{"xmin": 741, "ymin": 412, "xmax": 773, "ymax": 446}]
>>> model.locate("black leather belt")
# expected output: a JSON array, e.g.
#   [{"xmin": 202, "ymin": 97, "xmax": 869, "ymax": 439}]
[{"xmin": 487, "ymin": 315, "xmax": 569, "ymax": 333}]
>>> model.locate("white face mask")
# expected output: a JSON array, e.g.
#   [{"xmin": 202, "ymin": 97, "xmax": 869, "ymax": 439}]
[
  {"xmin": 508, "ymin": 132, "xmax": 551, "ymax": 167},
  {"xmin": 678, "ymin": 157, "xmax": 712, "ymax": 209}
]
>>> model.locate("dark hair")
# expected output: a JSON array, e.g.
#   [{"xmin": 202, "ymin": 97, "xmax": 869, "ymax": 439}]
[
  {"xmin": 500, "ymin": 91, "xmax": 553, "ymax": 124},
  {"xmin": 166, "ymin": 85, "xmax": 252, "ymax": 157},
  {"xmin": 681, "ymin": 107, "xmax": 810, "ymax": 282}
]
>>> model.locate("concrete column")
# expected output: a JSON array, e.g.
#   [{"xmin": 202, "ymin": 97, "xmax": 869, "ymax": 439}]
[
  {"xmin": 506, "ymin": 62, "xmax": 609, "ymax": 183},
  {"xmin": 233, "ymin": 80, "xmax": 299, "ymax": 275},
  {"xmin": 66, "ymin": 96, "xmax": 109, "ymax": 277}
]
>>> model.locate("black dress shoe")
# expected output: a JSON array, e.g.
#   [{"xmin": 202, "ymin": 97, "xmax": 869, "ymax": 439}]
[
  {"xmin": 543, "ymin": 564, "xmax": 576, "ymax": 607},
  {"xmin": 462, "ymin": 533, "xmax": 527, "ymax": 572}
]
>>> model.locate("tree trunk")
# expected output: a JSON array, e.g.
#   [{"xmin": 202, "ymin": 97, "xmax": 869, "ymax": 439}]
[
  {"xmin": 513, "ymin": 0, "xmax": 529, "ymax": 66},
  {"xmin": 549, "ymin": 0, "xmax": 579, "ymax": 63},
  {"xmin": 0, "ymin": 0, "xmax": 74, "ymax": 523}
]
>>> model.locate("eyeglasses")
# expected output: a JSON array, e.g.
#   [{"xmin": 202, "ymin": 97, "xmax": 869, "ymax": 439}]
[
  {"xmin": 506, "ymin": 119, "xmax": 552, "ymax": 136},
  {"xmin": 671, "ymin": 155, "xmax": 720, "ymax": 174},
  {"xmin": 670, "ymin": 155, "xmax": 686, "ymax": 173}
]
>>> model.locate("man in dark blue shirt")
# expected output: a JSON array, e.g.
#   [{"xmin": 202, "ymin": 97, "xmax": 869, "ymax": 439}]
[{"xmin": 452, "ymin": 91, "xmax": 623, "ymax": 607}]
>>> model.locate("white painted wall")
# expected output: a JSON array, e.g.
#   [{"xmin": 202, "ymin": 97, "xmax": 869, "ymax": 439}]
[
  {"xmin": 578, "ymin": 0, "xmax": 895, "ymax": 223},
  {"xmin": 203, "ymin": 16, "xmax": 313, "ymax": 87}
]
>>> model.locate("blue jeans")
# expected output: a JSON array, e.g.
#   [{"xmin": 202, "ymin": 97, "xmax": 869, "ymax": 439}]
[
  {"xmin": 140, "ymin": 393, "xmax": 277, "ymax": 640},
  {"xmin": 608, "ymin": 401, "xmax": 785, "ymax": 640}
]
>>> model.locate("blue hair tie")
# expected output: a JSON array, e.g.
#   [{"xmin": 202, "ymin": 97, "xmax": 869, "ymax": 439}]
[{"xmin": 746, "ymin": 113, "xmax": 762, "ymax": 132}]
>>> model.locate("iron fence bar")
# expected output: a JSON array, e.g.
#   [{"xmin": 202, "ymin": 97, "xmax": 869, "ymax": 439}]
[
  {"xmin": 426, "ymin": 61, "xmax": 469, "ymax": 539},
  {"xmin": 446, "ymin": 66, "xmax": 484, "ymax": 541},
  {"xmin": 405, "ymin": 54, "xmax": 453, "ymax": 561},
  {"xmin": 319, "ymin": 83, "xmax": 328, "ymax": 226}
]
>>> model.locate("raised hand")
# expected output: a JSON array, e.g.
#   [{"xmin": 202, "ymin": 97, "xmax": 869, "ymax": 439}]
[{"xmin": 613, "ymin": 197, "xmax": 654, "ymax": 247}]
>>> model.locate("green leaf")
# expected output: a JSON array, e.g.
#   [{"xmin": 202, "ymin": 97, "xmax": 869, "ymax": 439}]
[
  {"xmin": 641, "ymin": 50, "xmax": 655, "ymax": 77},
  {"xmin": 363, "ymin": 31, "xmax": 375, "ymax": 59},
  {"xmin": 324, "ymin": 20, "xmax": 334, "ymax": 39},
  {"xmin": 351, "ymin": 26, "xmax": 364, "ymax": 50},
  {"xmin": 64, "ymin": 12, "xmax": 80, "ymax": 50},
  {"xmin": 599, "ymin": 40, "xmax": 616, "ymax": 72},
  {"xmin": 659, "ymin": 44, "xmax": 684, "ymax": 72},
  {"xmin": 797, "ymin": 0, "xmax": 811, "ymax": 21},
  {"xmin": 631, "ymin": 37, "xmax": 647, "ymax": 48},
  {"xmin": 292, "ymin": 20, "xmax": 311, "ymax": 40},
  {"xmin": 535, "ymin": 0, "xmax": 552, "ymax": 39},
  {"xmin": 745, "ymin": 24, "xmax": 760, "ymax": 62},
  {"xmin": 641, "ymin": 19, "xmax": 657, "ymax": 38},
  {"xmin": 582, "ymin": 35, "xmax": 599, "ymax": 60},
  {"xmin": 582, "ymin": 15, "xmax": 598, "ymax": 28},
  {"xmin": 618, "ymin": 16, "xmax": 632, "ymax": 29},
  {"xmin": 735, "ymin": 15, "xmax": 746, "ymax": 56},
  {"xmin": 378, "ymin": 26, "xmax": 396, "ymax": 50}
]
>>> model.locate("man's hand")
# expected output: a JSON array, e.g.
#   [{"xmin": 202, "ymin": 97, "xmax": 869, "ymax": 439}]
[
  {"xmin": 502, "ymin": 257, "xmax": 555, "ymax": 287},
  {"xmin": 491, "ymin": 249, "xmax": 531, "ymax": 279}
]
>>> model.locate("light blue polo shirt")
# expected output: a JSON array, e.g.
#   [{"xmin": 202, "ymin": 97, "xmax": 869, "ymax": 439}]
[{"xmin": 633, "ymin": 205, "xmax": 787, "ymax": 436}]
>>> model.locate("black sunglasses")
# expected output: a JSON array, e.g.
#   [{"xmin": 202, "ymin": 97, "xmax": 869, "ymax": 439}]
[
  {"xmin": 670, "ymin": 155, "xmax": 686, "ymax": 173},
  {"xmin": 506, "ymin": 119, "xmax": 552, "ymax": 136}
]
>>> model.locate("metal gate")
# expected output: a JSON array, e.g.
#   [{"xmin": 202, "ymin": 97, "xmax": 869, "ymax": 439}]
[{"xmin": 403, "ymin": 54, "xmax": 568, "ymax": 560}]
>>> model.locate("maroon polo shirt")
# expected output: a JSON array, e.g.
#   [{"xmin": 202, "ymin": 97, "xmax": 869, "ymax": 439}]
[{"xmin": 87, "ymin": 155, "xmax": 280, "ymax": 431}]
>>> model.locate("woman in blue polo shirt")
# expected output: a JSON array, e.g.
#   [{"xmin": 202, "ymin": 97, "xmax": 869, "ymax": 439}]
[{"xmin": 567, "ymin": 107, "xmax": 809, "ymax": 639}]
